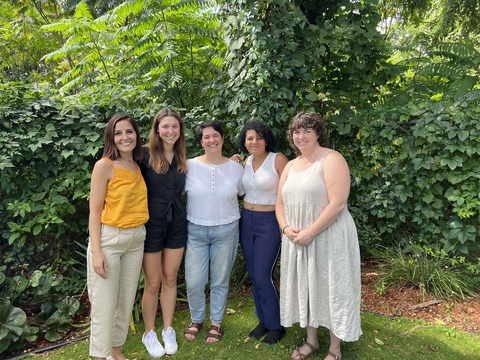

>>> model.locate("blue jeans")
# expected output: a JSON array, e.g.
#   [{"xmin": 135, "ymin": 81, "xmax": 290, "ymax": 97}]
[{"xmin": 185, "ymin": 220, "xmax": 239, "ymax": 324}]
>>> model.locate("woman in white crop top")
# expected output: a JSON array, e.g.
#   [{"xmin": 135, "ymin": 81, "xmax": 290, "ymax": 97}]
[
  {"xmin": 236, "ymin": 120, "xmax": 288, "ymax": 344},
  {"xmin": 184, "ymin": 121, "xmax": 244, "ymax": 344}
]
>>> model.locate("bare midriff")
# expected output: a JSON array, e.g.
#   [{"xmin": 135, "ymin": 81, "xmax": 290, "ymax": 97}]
[{"xmin": 242, "ymin": 201, "xmax": 275, "ymax": 212}]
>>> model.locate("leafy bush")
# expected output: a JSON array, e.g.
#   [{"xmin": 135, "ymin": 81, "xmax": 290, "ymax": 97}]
[
  {"xmin": 0, "ymin": 303, "xmax": 38, "ymax": 354},
  {"xmin": 374, "ymin": 245, "xmax": 478, "ymax": 300},
  {"xmin": 0, "ymin": 262, "xmax": 85, "ymax": 350},
  {"xmin": 347, "ymin": 91, "xmax": 480, "ymax": 254}
]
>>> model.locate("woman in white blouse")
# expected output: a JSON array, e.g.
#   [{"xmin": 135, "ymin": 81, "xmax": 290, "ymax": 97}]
[{"xmin": 183, "ymin": 121, "xmax": 244, "ymax": 344}]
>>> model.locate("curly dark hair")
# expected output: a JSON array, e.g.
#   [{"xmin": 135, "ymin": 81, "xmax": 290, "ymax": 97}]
[
  {"xmin": 287, "ymin": 112, "xmax": 328, "ymax": 156},
  {"xmin": 236, "ymin": 119, "xmax": 277, "ymax": 154}
]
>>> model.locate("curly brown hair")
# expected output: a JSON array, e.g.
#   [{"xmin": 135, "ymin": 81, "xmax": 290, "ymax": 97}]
[{"xmin": 287, "ymin": 112, "xmax": 328, "ymax": 156}]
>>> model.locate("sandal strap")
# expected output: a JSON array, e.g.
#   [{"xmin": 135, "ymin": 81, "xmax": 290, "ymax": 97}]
[
  {"xmin": 293, "ymin": 341, "xmax": 319, "ymax": 359},
  {"xmin": 325, "ymin": 350, "xmax": 341, "ymax": 360},
  {"xmin": 204, "ymin": 324, "xmax": 224, "ymax": 344},
  {"xmin": 303, "ymin": 342, "xmax": 316, "ymax": 353},
  {"xmin": 209, "ymin": 324, "xmax": 224, "ymax": 335},
  {"xmin": 184, "ymin": 322, "xmax": 203, "ymax": 340},
  {"xmin": 187, "ymin": 322, "xmax": 202, "ymax": 331}
]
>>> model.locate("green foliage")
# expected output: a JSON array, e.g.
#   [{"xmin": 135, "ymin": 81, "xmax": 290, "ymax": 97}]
[
  {"xmin": 0, "ymin": 262, "xmax": 85, "ymax": 353},
  {"xmin": 210, "ymin": 0, "xmax": 394, "ymax": 150},
  {"xmin": 41, "ymin": 0, "xmax": 221, "ymax": 112},
  {"xmin": 375, "ymin": 245, "xmax": 478, "ymax": 300},
  {"xmin": 348, "ymin": 90, "xmax": 480, "ymax": 254},
  {"xmin": 379, "ymin": 0, "xmax": 480, "ymax": 38},
  {"xmin": 0, "ymin": 302, "xmax": 38, "ymax": 354},
  {"xmin": 0, "ymin": 0, "xmax": 74, "ymax": 83},
  {"xmin": 0, "ymin": 83, "xmax": 105, "ymax": 266}
]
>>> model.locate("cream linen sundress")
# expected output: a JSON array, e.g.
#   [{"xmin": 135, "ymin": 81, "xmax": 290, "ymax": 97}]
[{"xmin": 280, "ymin": 150, "xmax": 362, "ymax": 341}]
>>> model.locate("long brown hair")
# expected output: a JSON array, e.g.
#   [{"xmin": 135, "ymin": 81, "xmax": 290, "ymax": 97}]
[
  {"xmin": 147, "ymin": 108, "xmax": 187, "ymax": 174},
  {"xmin": 102, "ymin": 114, "xmax": 143, "ymax": 161}
]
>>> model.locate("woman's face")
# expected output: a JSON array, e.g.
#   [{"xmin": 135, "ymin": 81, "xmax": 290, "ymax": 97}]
[
  {"xmin": 201, "ymin": 126, "xmax": 223, "ymax": 154},
  {"xmin": 114, "ymin": 120, "xmax": 137, "ymax": 154},
  {"xmin": 157, "ymin": 116, "xmax": 180, "ymax": 146},
  {"xmin": 244, "ymin": 129, "xmax": 266, "ymax": 156},
  {"xmin": 292, "ymin": 127, "xmax": 318, "ymax": 153}
]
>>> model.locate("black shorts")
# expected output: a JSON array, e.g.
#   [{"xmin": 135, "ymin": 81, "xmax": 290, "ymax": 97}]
[{"xmin": 144, "ymin": 200, "xmax": 187, "ymax": 252}]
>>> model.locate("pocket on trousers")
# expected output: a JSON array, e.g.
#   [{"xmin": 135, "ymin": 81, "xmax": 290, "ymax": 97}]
[{"xmin": 100, "ymin": 224, "xmax": 120, "ymax": 247}]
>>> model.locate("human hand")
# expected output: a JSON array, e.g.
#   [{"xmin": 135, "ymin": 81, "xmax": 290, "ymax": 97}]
[
  {"xmin": 284, "ymin": 226, "xmax": 300, "ymax": 241},
  {"xmin": 91, "ymin": 250, "xmax": 108, "ymax": 279},
  {"xmin": 229, "ymin": 154, "xmax": 243, "ymax": 163},
  {"xmin": 292, "ymin": 229, "xmax": 314, "ymax": 247}
]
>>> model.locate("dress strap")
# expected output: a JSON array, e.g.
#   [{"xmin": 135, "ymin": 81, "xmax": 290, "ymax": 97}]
[{"xmin": 318, "ymin": 149, "xmax": 333, "ymax": 163}]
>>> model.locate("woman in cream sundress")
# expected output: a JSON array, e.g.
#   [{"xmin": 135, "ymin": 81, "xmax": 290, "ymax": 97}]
[{"xmin": 276, "ymin": 112, "xmax": 361, "ymax": 360}]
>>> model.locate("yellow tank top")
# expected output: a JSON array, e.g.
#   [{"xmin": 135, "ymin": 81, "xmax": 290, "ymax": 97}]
[{"xmin": 101, "ymin": 160, "xmax": 149, "ymax": 228}]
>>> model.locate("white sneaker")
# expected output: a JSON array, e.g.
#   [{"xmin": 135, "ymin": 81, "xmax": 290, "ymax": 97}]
[
  {"xmin": 142, "ymin": 330, "xmax": 165, "ymax": 358},
  {"xmin": 162, "ymin": 326, "xmax": 178, "ymax": 355}
]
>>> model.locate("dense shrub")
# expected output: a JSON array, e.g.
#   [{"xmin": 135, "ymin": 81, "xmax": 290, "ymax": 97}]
[{"xmin": 346, "ymin": 90, "xmax": 480, "ymax": 254}]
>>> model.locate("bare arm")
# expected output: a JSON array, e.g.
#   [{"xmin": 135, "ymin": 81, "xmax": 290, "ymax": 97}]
[
  {"xmin": 293, "ymin": 151, "xmax": 351, "ymax": 246},
  {"xmin": 274, "ymin": 153, "xmax": 289, "ymax": 176},
  {"xmin": 276, "ymin": 160, "xmax": 300, "ymax": 240},
  {"xmin": 88, "ymin": 159, "xmax": 113, "ymax": 279}
]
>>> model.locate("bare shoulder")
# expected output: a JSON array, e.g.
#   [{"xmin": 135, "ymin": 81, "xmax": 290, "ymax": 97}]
[
  {"xmin": 323, "ymin": 150, "xmax": 349, "ymax": 171},
  {"xmin": 274, "ymin": 152, "xmax": 290, "ymax": 174},
  {"xmin": 274, "ymin": 152, "xmax": 289, "ymax": 164},
  {"xmin": 93, "ymin": 158, "xmax": 114, "ymax": 178}
]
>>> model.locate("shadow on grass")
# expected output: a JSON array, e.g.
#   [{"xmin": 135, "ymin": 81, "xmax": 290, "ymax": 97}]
[{"xmin": 33, "ymin": 296, "xmax": 480, "ymax": 360}]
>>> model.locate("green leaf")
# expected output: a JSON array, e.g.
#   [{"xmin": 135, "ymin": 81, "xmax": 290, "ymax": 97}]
[
  {"xmin": 375, "ymin": 337, "xmax": 384, "ymax": 345},
  {"xmin": 305, "ymin": 92, "xmax": 318, "ymax": 101},
  {"xmin": 0, "ymin": 305, "xmax": 27, "ymax": 338},
  {"xmin": 33, "ymin": 224, "xmax": 42, "ymax": 236},
  {"xmin": 45, "ymin": 330, "xmax": 63, "ymax": 342}
]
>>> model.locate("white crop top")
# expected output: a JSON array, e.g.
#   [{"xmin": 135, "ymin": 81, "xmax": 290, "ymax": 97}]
[
  {"xmin": 242, "ymin": 152, "xmax": 279, "ymax": 205},
  {"xmin": 185, "ymin": 158, "xmax": 245, "ymax": 226}
]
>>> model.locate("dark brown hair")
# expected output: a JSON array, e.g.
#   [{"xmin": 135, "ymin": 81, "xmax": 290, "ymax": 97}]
[
  {"xmin": 147, "ymin": 108, "xmax": 187, "ymax": 174},
  {"xmin": 102, "ymin": 114, "xmax": 143, "ymax": 161},
  {"xmin": 197, "ymin": 120, "xmax": 224, "ymax": 143},
  {"xmin": 287, "ymin": 112, "xmax": 328, "ymax": 156},
  {"xmin": 236, "ymin": 119, "xmax": 277, "ymax": 154}
]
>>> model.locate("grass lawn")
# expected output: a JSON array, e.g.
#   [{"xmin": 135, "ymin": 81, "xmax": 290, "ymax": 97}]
[{"xmin": 35, "ymin": 296, "xmax": 480, "ymax": 359}]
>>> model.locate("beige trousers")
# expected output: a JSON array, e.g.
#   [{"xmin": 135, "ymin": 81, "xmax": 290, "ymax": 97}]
[{"xmin": 87, "ymin": 224, "xmax": 145, "ymax": 358}]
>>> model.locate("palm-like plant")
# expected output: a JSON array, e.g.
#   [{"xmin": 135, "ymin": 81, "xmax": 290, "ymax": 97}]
[{"xmin": 42, "ymin": 0, "xmax": 221, "ymax": 110}]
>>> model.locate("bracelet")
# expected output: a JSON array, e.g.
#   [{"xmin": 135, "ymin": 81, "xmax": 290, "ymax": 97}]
[{"xmin": 282, "ymin": 225, "xmax": 290, "ymax": 234}]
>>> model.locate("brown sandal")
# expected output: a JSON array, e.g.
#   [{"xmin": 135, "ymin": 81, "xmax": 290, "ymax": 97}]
[
  {"xmin": 325, "ymin": 350, "xmax": 341, "ymax": 360},
  {"xmin": 203, "ymin": 324, "xmax": 224, "ymax": 344},
  {"xmin": 291, "ymin": 341, "xmax": 319, "ymax": 360},
  {"xmin": 184, "ymin": 322, "xmax": 203, "ymax": 342}
]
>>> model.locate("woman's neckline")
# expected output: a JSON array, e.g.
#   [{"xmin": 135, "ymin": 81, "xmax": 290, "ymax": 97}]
[{"xmin": 196, "ymin": 154, "xmax": 229, "ymax": 166}]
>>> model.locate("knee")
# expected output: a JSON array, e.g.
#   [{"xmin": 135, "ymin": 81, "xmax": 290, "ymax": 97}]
[
  {"xmin": 144, "ymin": 278, "xmax": 161, "ymax": 294},
  {"xmin": 162, "ymin": 273, "xmax": 178, "ymax": 288}
]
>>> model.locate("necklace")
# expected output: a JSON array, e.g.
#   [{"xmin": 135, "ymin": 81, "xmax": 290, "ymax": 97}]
[{"xmin": 119, "ymin": 157, "xmax": 133, "ymax": 163}]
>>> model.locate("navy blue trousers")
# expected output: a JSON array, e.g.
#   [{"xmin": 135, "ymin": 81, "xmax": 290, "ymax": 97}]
[{"xmin": 240, "ymin": 208, "xmax": 282, "ymax": 331}]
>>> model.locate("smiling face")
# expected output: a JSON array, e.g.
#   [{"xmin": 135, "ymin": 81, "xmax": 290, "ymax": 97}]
[
  {"xmin": 292, "ymin": 127, "xmax": 318, "ymax": 153},
  {"xmin": 200, "ymin": 126, "xmax": 224, "ymax": 154},
  {"xmin": 114, "ymin": 119, "xmax": 137, "ymax": 155},
  {"xmin": 244, "ymin": 129, "xmax": 266, "ymax": 156},
  {"xmin": 157, "ymin": 116, "xmax": 180, "ymax": 146}
]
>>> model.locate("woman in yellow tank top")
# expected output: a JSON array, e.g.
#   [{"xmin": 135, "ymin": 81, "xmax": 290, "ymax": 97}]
[{"xmin": 87, "ymin": 114, "xmax": 149, "ymax": 360}]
